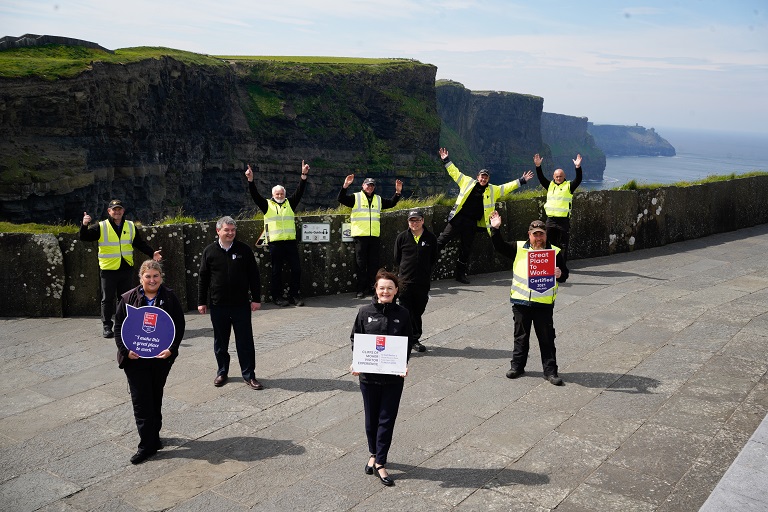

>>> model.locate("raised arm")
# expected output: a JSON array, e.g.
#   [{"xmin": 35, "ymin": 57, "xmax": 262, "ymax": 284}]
[
  {"xmin": 571, "ymin": 154, "xmax": 583, "ymax": 193},
  {"xmin": 534, "ymin": 154, "xmax": 550, "ymax": 189}
]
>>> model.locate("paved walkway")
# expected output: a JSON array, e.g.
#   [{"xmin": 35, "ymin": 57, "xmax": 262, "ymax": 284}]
[{"xmin": 1, "ymin": 225, "xmax": 767, "ymax": 512}]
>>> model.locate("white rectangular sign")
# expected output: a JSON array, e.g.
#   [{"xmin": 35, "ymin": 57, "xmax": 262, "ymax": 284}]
[
  {"xmin": 352, "ymin": 333, "xmax": 408, "ymax": 375},
  {"xmin": 301, "ymin": 223, "xmax": 330, "ymax": 243},
  {"xmin": 341, "ymin": 222, "xmax": 354, "ymax": 242}
]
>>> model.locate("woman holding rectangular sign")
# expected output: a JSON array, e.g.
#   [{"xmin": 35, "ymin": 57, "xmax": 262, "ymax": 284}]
[{"xmin": 350, "ymin": 269, "xmax": 413, "ymax": 486}]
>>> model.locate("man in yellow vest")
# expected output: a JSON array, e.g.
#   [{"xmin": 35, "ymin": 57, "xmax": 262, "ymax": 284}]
[
  {"xmin": 489, "ymin": 211, "xmax": 568, "ymax": 386},
  {"xmin": 534, "ymin": 153, "xmax": 583, "ymax": 282},
  {"xmin": 245, "ymin": 161, "xmax": 309, "ymax": 307},
  {"xmin": 338, "ymin": 174, "xmax": 403, "ymax": 298},
  {"xmin": 437, "ymin": 147, "xmax": 533, "ymax": 284},
  {"xmin": 80, "ymin": 199, "xmax": 162, "ymax": 338}
]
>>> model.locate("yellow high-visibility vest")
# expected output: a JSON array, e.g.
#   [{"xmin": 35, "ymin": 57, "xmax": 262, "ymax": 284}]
[
  {"xmin": 445, "ymin": 162, "xmax": 521, "ymax": 234},
  {"xmin": 509, "ymin": 241, "xmax": 560, "ymax": 305},
  {"xmin": 544, "ymin": 181, "xmax": 573, "ymax": 218},
  {"xmin": 350, "ymin": 192, "xmax": 381, "ymax": 237},
  {"xmin": 97, "ymin": 220, "xmax": 135, "ymax": 270},
  {"xmin": 264, "ymin": 200, "xmax": 296, "ymax": 242}
]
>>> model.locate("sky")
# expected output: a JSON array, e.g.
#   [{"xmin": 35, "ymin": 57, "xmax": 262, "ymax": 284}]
[{"xmin": 2, "ymin": 0, "xmax": 767, "ymax": 135}]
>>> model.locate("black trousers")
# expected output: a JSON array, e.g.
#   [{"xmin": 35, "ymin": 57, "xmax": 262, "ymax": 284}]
[
  {"xmin": 124, "ymin": 358, "xmax": 173, "ymax": 451},
  {"xmin": 210, "ymin": 304, "xmax": 256, "ymax": 380},
  {"xmin": 360, "ymin": 379, "xmax": 404, "ymax": 466},
  {"xmin": 100, "ymin": 266, "xmax": 133, "ymax": 328},
  {"xmin": 399, "ymin": 282, "xmax": 430, "ymax": 342},
  {"xmin": 436, "ymin": 216, "xmax": 477, "ymax": 277},
  {"xmin": 354, "ymin": 236, "xmax": 381, "ymax": 293},
  {"xmin": 545, "ymin": 217, "xmax": 570, "ymax": 270},
  {"xmin": 511, "ymin": 304, "xmax": 558, "ymax": 376},
  {"xmin": 269, "ymin": 240, "xmax": 301, "ymax": 300}
]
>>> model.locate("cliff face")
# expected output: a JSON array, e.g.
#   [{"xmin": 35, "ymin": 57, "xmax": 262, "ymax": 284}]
[
  {"xmin": 0, "ymin": 55, "xmax": 440, "ymax": 223},
  {"xmin": 541, "ymin": 113, "xmax": 606, "ymax": 181},
  {"xmin": 435, "ymin": 80, "xmax": 544, "ymax": 182},
  {"xmin": 587, "ymin": 123, "xmax": 676, "ymax": 157}
]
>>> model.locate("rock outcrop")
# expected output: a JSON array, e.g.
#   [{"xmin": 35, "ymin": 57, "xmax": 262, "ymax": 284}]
[
  {"xmin": 0, "ymin": 50, "xmax": 440, "ymax": 224},
  {"xmin": 435, "ymin": 80, "xmax": 545, "ymax": 184},
  {"xmin": 587, "ymin": 123, "xmax": 676, "ymax": 157},
  {"xmin": 541, "ymin": 113, "xmax": 606, "ymax": 182}
]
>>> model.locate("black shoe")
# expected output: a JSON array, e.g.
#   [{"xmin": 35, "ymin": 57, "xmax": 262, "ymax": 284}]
[
  {"xmin": 545, "ymin": 374, "xmax": 564, "ymax": 386},
  {"xmin": 273, "ymin": 298, "xmax": 289, "ymax": 307},
  {"xmin": 355, "ymin": 292, "xmax": 365, "ymax": 299},
  {"xmin": 455, "ymin": 275, "xmax": 470, "ymax": 284},
  {"xmin": 506, "ymin": 367, "xmax": 524, "ymax": 379},
  {"xmin": 288, "ymin": 296, "xmax": 304, "ymax": 306},
  {"xmin": 364, "ymin": 455, "xmax": 375, "ymax": 475},
  {"xmin": 374, "ymin": 465, "xmax": 394, "ymax": 486},
  {"xmin": 556, "ymin": 276, "xmax": 567, "ymax": 283},
  {"xmin": 413, "ymin": 342, "xmax": 426, "ymax": 353},
  {"xmin": 103, "ymin": 326, "xmax": 114, "ymax": 338},
  {"xmin": 155, "ymin": 439, "xmax": 163, "ymax": 450},
  {"xmin": 130, "ymin": 448, "xmax": 157, "ymax": 464}
]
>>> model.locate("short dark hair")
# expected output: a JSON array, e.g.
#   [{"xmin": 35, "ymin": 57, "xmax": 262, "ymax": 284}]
[{"xmin": 374, "ymin": 268, "xmax": 400, "ymax": 289}]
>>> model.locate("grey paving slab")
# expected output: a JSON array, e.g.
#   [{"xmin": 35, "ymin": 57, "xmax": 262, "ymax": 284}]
[{"xmin": 1, "ymin": 224, "xmax": 768, "ymax": 511}]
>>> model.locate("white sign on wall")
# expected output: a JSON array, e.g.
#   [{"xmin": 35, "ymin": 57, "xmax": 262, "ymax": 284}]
[
  {"xmin": 301, "ymin": 223, "xmax": 331, "ymax": 243},
  {"xmin": 341, "ymin": 222, "xmax": 354, "ymax": 242}
]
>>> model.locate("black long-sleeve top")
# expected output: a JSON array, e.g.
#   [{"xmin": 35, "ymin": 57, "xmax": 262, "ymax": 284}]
[
  {"xmin": 197, "ymin": 239, "xmax": 261, "ymax": 307},
  {"xmin": 351, "ymin": 299, "xmax": 413, "ymax": 384},
  {"xmin": 394, "ymin": 228, "xmax": 439, "ymax": 287},
  {"xmin": 536, "ymin": 165, "xmax": 583, "ymax": 193},
  {"xmin": 337, "ymin": 188, "xmax": 401, "ymax": 209},
  {"xmin": 79, "ymin": 218, "xmax": 156, "ymax": 268},
  {"xmin": 490, "ymin": 227, "xmax": 569, "ymax": 284},
  {"xmin": 248, "ymin": 178, "xmax": 307, "ymax": 213}
]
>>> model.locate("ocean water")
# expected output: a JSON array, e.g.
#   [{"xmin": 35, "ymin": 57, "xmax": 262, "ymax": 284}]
[{"xmin": 582, "ymin": 128, "xmax": 768, "ymax": 191}]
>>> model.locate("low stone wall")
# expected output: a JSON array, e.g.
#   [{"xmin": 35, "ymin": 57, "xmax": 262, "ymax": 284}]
[{"xmin": 2, "ymin": 175, "xmax": 766, "ymax": 317}]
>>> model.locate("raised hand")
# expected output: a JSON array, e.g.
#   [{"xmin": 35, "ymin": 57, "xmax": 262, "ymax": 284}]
[
  {"xmin": 395, "ymin": 179, "xmax": 403, "ymax": 194},
  {"xmin": 82, "ymin": 211, "xmax": 91, "ymax": 226},
  {"xmin": 573, "ymin": 154, "xmax": 582, "ymax": 167},
  {"xmin": 438, "ymin": 147, "xmax": 449, "ymax": 160},
  {"xmin": 343, "ymin": 174, "xmax": 355, "ymax": 188},
  {"xmin": 489, "ymin": 210, "xmax": 502, "ymax": 229},
  {"xmin": 533, "ymin": 153, "xmax": 543, "ymax": 167},
  {"xmin": 245, "ymin": 164, "xmax": 254, "ymax": 182},
  {"xmin": 522, "ymin": 170, "xmax": 534, "ymax": 182}
]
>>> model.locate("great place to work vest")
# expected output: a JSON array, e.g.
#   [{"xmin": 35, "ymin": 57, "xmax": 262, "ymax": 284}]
[
  {"xmin": 350, "ymin": 192, "xmax": 382, "ymax": 237},
  {"xmin": 544, "ymin": 181, "xmax": 574, "ymax": 218},
  {"xmin": 446, "ymin": 163, "xmax": 520, "ymax": 234},
  {"xmin": 509, "ymin": 241, "xmax": 561, "ymax": 306},
  {"xmin": 264, "ymin": 199, "xmax": 297, "ymax": 242},
  {"xmin": 97, "ymin": 220, "xmax": 135, "ymax": 270}
]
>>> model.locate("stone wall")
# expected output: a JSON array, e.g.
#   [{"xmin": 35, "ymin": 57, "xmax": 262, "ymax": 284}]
[{"xmin": 2, "ymin": 175, "xmax": 766, "ymax": 317}]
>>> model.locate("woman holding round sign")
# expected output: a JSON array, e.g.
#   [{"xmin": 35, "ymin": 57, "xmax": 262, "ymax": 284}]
[
  {"xmin": 350, "ymin": 269, "xmax": 413, "ymax": 486},
  {"xmin": 115, "ymin": 259, "xmax": 185, "ymax": 464}
]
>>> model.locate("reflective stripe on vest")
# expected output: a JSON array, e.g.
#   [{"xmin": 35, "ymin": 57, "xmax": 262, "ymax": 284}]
[
  {"xmin": 350, "ymin": 192, "xmax": 381, "ymax": 237},
  {"xmin": 264, "ymin": 200, "xmax": 296, "ymax": 242},
  {"xmin": 97, "ymin": 220, "xmax": 135, "ymax": 270},
  {"xmin": 510, "ymin": 241, "xmax": 560, "ymax": 305},
  {"xmin": 544, "ymin": 181, "xmax": 573, "ymax": 217}
]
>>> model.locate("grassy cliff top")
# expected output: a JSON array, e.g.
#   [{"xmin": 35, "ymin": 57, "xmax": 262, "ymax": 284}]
[{"xmin": 0, "ymin": 44, "xmax": 424, "ymax": 80}]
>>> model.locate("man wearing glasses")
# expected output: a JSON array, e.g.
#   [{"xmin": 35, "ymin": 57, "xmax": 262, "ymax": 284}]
[{"xmin": 338, "ymin": 174, "xmax": 403, "ymax": 298}]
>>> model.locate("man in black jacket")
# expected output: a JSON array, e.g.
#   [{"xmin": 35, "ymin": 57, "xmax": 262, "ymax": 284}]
[
  {"xmin": 197, "ymin": 216, "xmax": 264, "ymax": 390},
  {"xmin": 80, "ymin": 198, "xmax": 162, "ymax": 338},
  {"xmin": 394, "ymin": 210, "xmax": 439, "ymax": 353}
]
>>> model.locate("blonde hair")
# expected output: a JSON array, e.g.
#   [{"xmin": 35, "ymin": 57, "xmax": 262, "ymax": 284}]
[{"xmin": 138, "ymin": 259, "xmax": 164, "ymax": 279}]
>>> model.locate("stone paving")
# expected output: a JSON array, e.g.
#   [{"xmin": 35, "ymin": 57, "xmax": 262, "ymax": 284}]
[{"xmin": 1, "ymin": 224, "xmax": 767, "ymax": 511}]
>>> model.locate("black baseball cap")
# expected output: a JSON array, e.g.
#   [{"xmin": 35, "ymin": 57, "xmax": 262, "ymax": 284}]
[{"xmin": 107, "ymin": 199, "xmax": 124, "ymax": 209}]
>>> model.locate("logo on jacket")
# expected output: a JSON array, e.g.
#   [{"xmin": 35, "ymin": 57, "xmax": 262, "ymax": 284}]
[
  {"xmin": 376, "ymin": 336, "xmax": 386, "ymax": 352},
  {"xmin": 142, "ymin": 312, "xmax": 158, "ymax": 333}
]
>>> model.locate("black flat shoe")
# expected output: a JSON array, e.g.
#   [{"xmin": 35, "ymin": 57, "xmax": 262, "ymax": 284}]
[
  {"xmin": 364, "ymin": 455, "xmax": 375, "ymax": 475},
  {"xmin": 375, "ymin": 464, "xmax": 394, "ymax": 486}
]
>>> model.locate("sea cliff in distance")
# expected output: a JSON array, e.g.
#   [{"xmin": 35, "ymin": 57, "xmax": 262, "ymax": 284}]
[{"xmin": 587, "ymin": 122, "xmax": 676, "ymax": 157}]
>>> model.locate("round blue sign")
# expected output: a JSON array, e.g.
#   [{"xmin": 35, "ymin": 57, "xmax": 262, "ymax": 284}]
[{"xmin": 120, "ymin": 305, "xmax": 176, "ymax": 358}]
